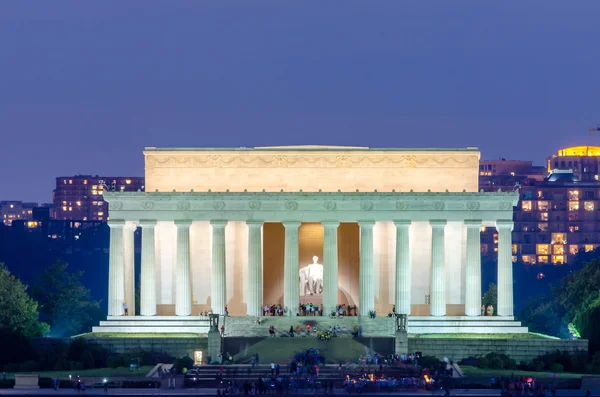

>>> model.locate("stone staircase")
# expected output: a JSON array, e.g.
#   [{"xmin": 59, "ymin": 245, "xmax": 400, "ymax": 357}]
[
  {"xmin": 92, "ymin": 316, "xmax": 211, "ymax": 334},
  {"xmin": 223, "ymin": 316, "xmax": 395, "ymax": 338},
  {"xmin": 183, "ymin": 364, "xmax": 420, "ymax": 387},
  {"xmin": 407, "ymin": 316, "xmax": 528, "ymax": 334}
]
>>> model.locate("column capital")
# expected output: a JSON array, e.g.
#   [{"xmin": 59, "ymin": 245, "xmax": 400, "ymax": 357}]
[
  {"xmin": 496, "ymin": 219, "xmax": 514, "ymax": 229},
  {"xmin": 210, "ymin": 220, "xmax": 228, "ymax": 228},
  {"xmin": 393, "ymin": 220, "xmax": 412, "ymax": 227},
  {"xmin": 138, "ymin": 219, "xmax": 157, "ymax": 227},
  {"xmin": 321, "ymin": 221, "xmax": 340, "ymax": 228},
  {"xmin": 283, "ymin": 221, "xmax": 301, "ymax": 229},
  {"xmin": 464, "ymin": 219, "xmax": 483, "ymax": 228},
  {"xmin": 108, "ymin": 219, "xmax": 126, "ymax": 228},
  {"xmin": 429, "ymin": 219, "xmax": 447, "ymax": 227},
  {"xmin": 124, "ymin": 222, "xmax": 137, "ymax": 232},
  {"xmin": 174, "ymin": 219, "xmax": 193, "ymax": 227},
  {"xmin": 246, "ymin": 220, "xmax": 264, "ymax": 227},
  {"xmin": 357, "ymin": 220, "xmax": 375, "ymax": 228}
]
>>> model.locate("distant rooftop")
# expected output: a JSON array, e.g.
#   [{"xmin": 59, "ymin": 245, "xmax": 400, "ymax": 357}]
[
  {"xmin": 555, "ymin": 146, "xmax": 600, "ymax": 157},
  {"xmin": 144, "ymin": 145, "xmax": 479, "ymax": 152}
]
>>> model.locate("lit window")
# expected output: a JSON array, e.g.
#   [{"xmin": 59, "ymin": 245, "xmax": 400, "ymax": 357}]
[
  {"xmin": 494, "ymin": 247, "xmax": 498, "ymax": 252},
  {"xmin": 522, "ymin": 255, "xmax": 536, "ymax": 264},
  {"xmin": 585, "ymin": 201, "xmax": 595, "ymax": 211},
  {"xmin": 98, "ymin": 202, "xmax": 103, "ymax": 206},
  {"xmin": 569, "ymin": 225, "xmax": 580, "ymax": 232},
  {"xmin": 68, "ymin": 207, "xmax": 72, "ymax": 211},
  {"xmin": 83, "ymin": 180, "xmax": 88, "ymax": 185},
  {"xmin": 552, "ymin": 255, "xmax": 565, "ymax": 264},
  {"xmin": 62, "ymin": 206, "xmax": 67, "ymax": 211},
  {"xmin": 553, "ymin": 245, "xmax": 565, "ymax": 255},
  {"xmin": 537, "ymin": 244, "xmax": 550, "ymax": 255},
  {"xmin": 538, "ymin": 255, "xmax": 549, "ymax": 264},
  {"xmin": 537, "ymin": 191, "xmax": 543, "ymax": 198},
  {"xmin": 569, "ymin": 245, "xmax": 579, "ymax": 255},
  {"xmin": 76, "ymin": 201, "xmax": 82, "ymax": 206},
  {"xmin": 481, "ymin": 244, "xmax": 488, "ymax": 254},
  {"xmin": 92, "ymin": 190, "xmax": 97, "ymax": 195},
  {"xmin": 9, "ymin": 204, "xmax": 14, "ymax": 208},
  {"xmin": 69, "ymin": 180, "xmax": 72, "ymax": 184},
  {"xmin": 27, "ymin": 210, "xmax": 31, "ymax": 215},
  {"xmin": 83, "ymin": 217, "xmax": 87, "ymax": 221},
  {"xmin": 539, "ymin": 212, "xmax": 548, "ymax": 221},
  {"xmin": 126, "ymin": 179, "xmax": 131, "ymax": 184},
  {"xmin": 98, "ymin": 216, "xmax": 103, "ymax": 220},
  {"xmin": 510, "ymin": 172, "xmax": 515, "ymax": 176},
  {"xmin": 63, "ymin": 180, "xmax": 67, "ymax": 184},
  {"xmin": 62, "ymin": 201, "xmax": 67, "ymax": 205},
  {"xmin": 552, "ymin": 233, "xmax": 567, "ymax": 244},
  {"xmin": 569, "ymin": 202, "xmax": 580, "ymax": 211},
  {"xmin": 480, "ymin": 226, "xmax": 486, "ymax": 232},
  {"xmin": 522, "ymin": 201, "xmax": 532, "ymax": 211},
  {"xmin": 97, "ymin": 212, "xmax": 104, "ymax": 216},
  {"xmin": 585, "ymin": 244, "xmax": 595, "ymax": 252},
  {"xmin": 538, "ymin": 223, "xmax": 548, "ymax": 231},
  {"xmin": 512, "ymin": 255, "xmax": 517, "ymax": 263},
  {"xmin": 92, "ymin": 185, "xmax": 97, "ymax": 190},
  {"xmin": 512, "ymin": 244, "xmax": 518, "ymax": 254},
  {"xmin": 568, "ymin": 190, "xmax": 580, "ymax": 201},
  {"xmin": 538, "ymin": 201, "xmax": 549, "ymax": 211}
]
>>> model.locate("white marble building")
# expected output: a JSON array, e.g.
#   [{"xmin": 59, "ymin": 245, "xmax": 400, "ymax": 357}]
[{"xmin": 93, "ymin": 146, "xmax": 527, "ymax": 335}]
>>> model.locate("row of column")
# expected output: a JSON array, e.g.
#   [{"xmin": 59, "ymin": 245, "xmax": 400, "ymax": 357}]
[{"xmin": 107, "ymin": 219, "xmax": 514, "ymax": 318}]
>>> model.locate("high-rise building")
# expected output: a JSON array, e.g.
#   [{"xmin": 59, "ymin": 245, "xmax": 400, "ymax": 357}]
[
  {"xmin": 0, "ymin": 201, "xmax": 39, "ymax": 226},
  {"xmin": 52, "ymin": 176, "xmax": 144, "ymax": 221},
  {"xmin": 479, "ymin": 159, "xmax": 546, "ymax": 192},
  {"xmin": 546, "ymin": 146, "xmax": 600, "ymax": 182}
]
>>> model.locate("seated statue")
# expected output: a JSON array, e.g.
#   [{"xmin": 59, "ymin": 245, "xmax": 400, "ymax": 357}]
[{"xmin": 299, "ymin": 256, "xmax": 324, "ymax": 296}]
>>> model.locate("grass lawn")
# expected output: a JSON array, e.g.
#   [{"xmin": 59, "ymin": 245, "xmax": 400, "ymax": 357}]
[
  {"xmin": 234, "ymin": 337, "xmax": 374, "ymax": 364},
  {"xmin": 75, "ymin": 332, "xmax": 204, "ymax": 338},
  {"xmin": 4, "ymin": 366, "xmax": 155, "ymax": 380},
  {"xmin": 461, "ymin": 365, "xmax": 585, "ymax": 379},
  {"xmin": 411, "ymin": 333, "xmax": 557, "ymax": 340}
]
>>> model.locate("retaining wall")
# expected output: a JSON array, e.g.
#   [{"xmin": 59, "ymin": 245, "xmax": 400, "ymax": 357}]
[{"xmin": 408, "ymin": 338, "xmax": 589, "ymax": 362}]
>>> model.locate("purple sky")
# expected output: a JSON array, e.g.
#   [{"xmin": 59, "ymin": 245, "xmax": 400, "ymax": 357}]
[{"xmin": 1, "ymin": 1, "xmax": 599, "ymax": 203}]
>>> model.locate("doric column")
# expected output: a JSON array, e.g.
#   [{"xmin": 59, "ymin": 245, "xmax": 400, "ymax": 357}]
[
  {"xmin": 465, "ymin": 220, "xmax": 482, "ymax": 316},
  {"xmin": 247, "ymin": 221, "xmax": 263, "ymax": 316},
  {"xmin": 358, "ymin": 221, "xmax": 375, "ymax": 316},
  {"xmin": 175, "ymin": 220, "xmax": 192, "ymax": 316},
  {"xmin": 429, "ymin": 220, "xmax": 447, "ymax": 317},
  {"xmin": 497, "ymin": 220, "xmax": 514, "ymax": 316},
  {"xmin": 211, "ymin": 220, "xmax": 228, "ymax": 315},
  {"xmin": 322, "ymin": 221, "xmax": 340, "ymax": 316},
  {"xmin": 283, "ymin": 221, "xmax": 301, "ymax": 316},
  {"xmin": 107, "ymin": 220, "xmax": 125, "ymax": 316},
  {"xmin": 394, "ymin": 220, "xmax": 412, "ymax": 315},
  {"xmin": 139, "ymin": 220, "xmax": 157, "ymax": 316},
  {"xmin": 123, "ymin": 222, "xmax": 136, "ymax": 316}
]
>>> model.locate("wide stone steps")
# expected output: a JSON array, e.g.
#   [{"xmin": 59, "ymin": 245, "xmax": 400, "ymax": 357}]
[
  {"xmin": 406, "ymin": 316, "xmax": 528, "ymax": 334},
  {"xmin": 92, "ymin": 315, "xmax": 211, "ymax": 334}
]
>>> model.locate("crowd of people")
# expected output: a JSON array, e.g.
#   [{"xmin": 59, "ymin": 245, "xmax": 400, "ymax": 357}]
[{"xmin": 260, "ymin": 303, "xmax": 360, "ymax": 317}]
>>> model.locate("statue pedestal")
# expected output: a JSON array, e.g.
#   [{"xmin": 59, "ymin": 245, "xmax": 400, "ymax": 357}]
[{"xmin": 208, "ymin": 330, "xmax": 222, "ymax": 364}]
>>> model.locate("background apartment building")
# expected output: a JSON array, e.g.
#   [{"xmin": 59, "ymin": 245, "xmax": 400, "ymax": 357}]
[{"xmin": 53, "ymin": 175, "xmax": 144, "ymax": 221}]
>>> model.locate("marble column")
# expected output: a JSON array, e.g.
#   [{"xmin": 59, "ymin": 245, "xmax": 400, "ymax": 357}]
[
  {"xmin": 139, "ymin": 220, "xmax": 157, "ymax": 316},
  {"xmin": 394, "ymin": 220, "xmax": 411, "ymax": 315},
  {"xmin": 358, "ymin": 221, "xmax": 375, "ymax": 316},
  {"xmin": 322, "ymin": 221, "xmax": 340, "ymax": 316},
  {"xmin": 464, "ymin": 220, "xmax": 482, "ymax": 316},
  {"xmin": 123, "ymin": 222, "xmax": 136, "ymax": 316},
  {"xmin": 283, "ymin": 221, "xmax": 301, "ymax": 316},
  {"xmin": 211, "ymin": 220, "xmax": 228, "ymax": 314},
  {"xmin": 247, "ymin": 221, "xmax": 263, "ymax": 316},
  {"xmin": 497, "ymin": 220, "xmax": 514, "ymax": 316},
  {"xmin": 429, "ymin": 220, "xmax": 447, "ymax": 317},
  {"xmin": 108, "ymin": 220, "xmax": 125, "ymax": 316},
  {"xmin": 175, "ymin": 220, "xmax": 192, "ymax": 316}
]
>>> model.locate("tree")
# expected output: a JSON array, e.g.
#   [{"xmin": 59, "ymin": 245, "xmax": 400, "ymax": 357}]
[
  {"xmin": 482, "ymin": 283, "xmax": 497, "ymax": 315},
  {"xmin": 0, "ymin": 263, "xmax": 49, "ymax": 337},
  {"xmin": 31, "ymin": 262, "xmax": 102, "ymax": 337}
]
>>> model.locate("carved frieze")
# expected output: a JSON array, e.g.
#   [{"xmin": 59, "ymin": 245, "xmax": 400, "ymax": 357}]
[
  {"xmin": 466, "ymin": 201, "xmax": 480, "ymax": 211},
  {"xmin": 324, "ymin": 201, "xmax": 337, "ymax": 210},
  {"xmin": 248, "ymin": 200, "xmax": 261, "ymax": 210},
  {"xmin": 360, "ymin": 201, "xmax": 373, "ymax": 211},
  {"xmin": 284, "ymin": 200, "xmax": 298, "ymax": 211},
  {"xmin": 141, "ymin": 201, "xmax": 154, "ymax": 210},
  {"xmin": 111, "ymin": 201, "xmax": 123, "ymax": 211},
  {"xmin": 177, "ymin": 201, "xmax": 190, "ymax": 211},
  {"xmin": 396, "ymin": 201, "xmax": 409, "ymax": 211},
  {"xmin": 433, "ymin": 201, "xmax": 445, "ymax": 211},
  {"xmin": 499, "ymin": 202, "xmax": 513, "ymax": 210},
  {"xmin": 213, "ymin": 200, "xmax": 226, "ymax": 210}
]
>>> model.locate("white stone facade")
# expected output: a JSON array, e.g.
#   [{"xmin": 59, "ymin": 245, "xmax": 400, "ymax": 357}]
[{"xmin": 95, "ymin": 146, "xmax": 524, "ymax": 334}]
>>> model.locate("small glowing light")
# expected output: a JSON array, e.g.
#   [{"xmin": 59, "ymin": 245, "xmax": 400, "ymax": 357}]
[{"xmin": 103, "ymin": 378, "xmax": 107, "ymax": 383}]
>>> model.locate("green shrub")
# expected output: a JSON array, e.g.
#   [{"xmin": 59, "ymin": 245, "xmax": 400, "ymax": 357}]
[
  {"xmin": 71, "ymin": 362, "xmax": 83, "ymax": 371},
  {"xmin": 489, "ymin": 358, "xmax": 504, "ymax": 370},
  {"xmin": 19, "ymin": 360, "xmax": 41, "ymax": 372},
  {"xmin": 485, "ymin": 352, "xmax": 511, "ymax": 369},
  {"xmin": 476, "ymin": 357, "xmax": 489, "ymax": 369},
  {"xmin": 81, "ymin": 350, "xmax": 95, "ymax": 370},
  {"xmin": 550, "ymin": 363, "xmax": 564, "ymax": 373},
  {"xmin": 107, "ymin": 356, "xmax": 123, "ymax": 368},
  {"xmin": 419, "ymin": 356, "xmax": 442, "ymax": 370},
  {"xmin": 173, "ymin": 356, "xmax": 194, "ymax": 374},
  {"xmin": 54, "ymin": 357, "xmax": 70, "ymax": 371},
  {"xmin": 533, "ymin": 360, "xmax": 545, "ymax": 372},
  {"xmin": 508, "ymin": 359, "xmax": 517, "ymax": 370},
  {"xmin": 0, "ymin": 380, "xmax": 16, "ymax": 389}
]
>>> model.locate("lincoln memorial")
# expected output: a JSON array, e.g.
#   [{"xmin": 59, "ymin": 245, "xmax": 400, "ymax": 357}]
[{"xmin": 93, "ymin": 146, "xmax": 528, "ymax": 335}]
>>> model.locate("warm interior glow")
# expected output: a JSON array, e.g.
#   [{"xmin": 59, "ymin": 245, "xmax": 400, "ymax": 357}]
[{"xmin": 557, "ymin": 146, "xmax": 600, "ymax": 157}]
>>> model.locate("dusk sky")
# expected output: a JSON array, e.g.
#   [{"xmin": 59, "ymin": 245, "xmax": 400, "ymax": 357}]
[{"xmin": 1, "ymin": 1, "xmax": 599, "ymax": 203}]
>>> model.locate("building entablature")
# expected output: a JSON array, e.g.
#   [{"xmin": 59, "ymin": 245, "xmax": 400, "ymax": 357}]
[{"xmin": 104, "ymin": 191, "xmax": 518, "ymax": 224}]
